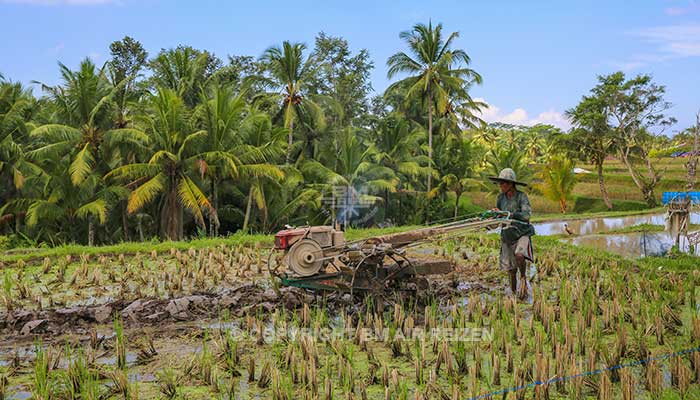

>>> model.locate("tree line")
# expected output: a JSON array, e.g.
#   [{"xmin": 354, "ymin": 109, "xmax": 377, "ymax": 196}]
[{"xmin": 0, "ymin": 22, "xmax": 691, "ymax": 246}]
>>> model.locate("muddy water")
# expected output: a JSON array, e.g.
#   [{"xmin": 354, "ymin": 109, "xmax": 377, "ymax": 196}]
[
  {"xmin": 531, "ymin": 212, "xmax": 700, "ymax": 257},
  {"xmin": 564, "ymin": 232, "xmax": 699, "ymax": 257},
  {"xmin": 533, "ymin": 212, "xmax": 700, "ymax": 236}
]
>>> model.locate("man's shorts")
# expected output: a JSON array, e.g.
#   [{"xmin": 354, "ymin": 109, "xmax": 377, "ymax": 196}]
[{"xmin": 499, "ymin": 235, "xmax": 533, "ymax": 271}]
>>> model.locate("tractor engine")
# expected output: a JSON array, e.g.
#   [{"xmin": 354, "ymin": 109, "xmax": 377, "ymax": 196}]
[{"xmin": 274, "ymin": 226, "xmax": 345, "ymax": 277}]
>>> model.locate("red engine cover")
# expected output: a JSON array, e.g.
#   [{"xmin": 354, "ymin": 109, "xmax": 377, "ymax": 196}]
[{"xmin": 274, "ymin": 228, "xmax": 306, "ymax": 250}]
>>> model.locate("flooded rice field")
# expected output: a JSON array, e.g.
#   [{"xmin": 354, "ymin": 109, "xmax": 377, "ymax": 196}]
[
  {"xmin": 1, "ymin": 234, "xmax": 699, "ymax": 399},
  {"xmin": 534, "ymin": 212, "xmax": 700, "ymax": 257}
]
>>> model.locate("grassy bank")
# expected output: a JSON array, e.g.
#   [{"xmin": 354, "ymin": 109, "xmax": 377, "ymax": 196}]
[{"xmin": 0, "ymin": 206, "xmax": 671, "ymax": 265}]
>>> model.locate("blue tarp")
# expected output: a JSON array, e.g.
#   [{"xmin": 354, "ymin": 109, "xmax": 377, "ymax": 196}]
[{"xmin": 662, "ymin": 191, "xmax": 700, "ymax": 205}]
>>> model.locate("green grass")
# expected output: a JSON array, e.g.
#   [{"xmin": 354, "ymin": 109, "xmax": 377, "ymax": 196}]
[
  {"xmin": 0, "ymin": 226, "xmax": 427, "ymax": 265},
  {"xmin": 571, "ymin": 196, "xmax": 648, "ymax": 213}
]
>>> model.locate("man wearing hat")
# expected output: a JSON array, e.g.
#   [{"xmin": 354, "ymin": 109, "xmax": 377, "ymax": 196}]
[{"xmin": 489, "ymin": 168, "xmax": 535, "ymax": 296}]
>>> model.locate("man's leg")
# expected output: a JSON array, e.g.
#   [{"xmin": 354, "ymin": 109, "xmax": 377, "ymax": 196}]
[
  {"xmin": 515, "ymin": 253, "xmax": 526, "ymax": 279},
  {"xmin": 514, "ymin": 236, "xmax": 531, "ymax": 299},
  {"xmin": 501, "ymin": 241, "xmax": 517, "ymax": 294},
  {"xmin": 509, "ymin": 269, "xmax": 517, "ymax": 293}
]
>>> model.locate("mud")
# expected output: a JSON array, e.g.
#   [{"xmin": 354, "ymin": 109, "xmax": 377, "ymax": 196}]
[{"xmin": 0, "ymin": 284, "xmax": 313, "ymax": 338}]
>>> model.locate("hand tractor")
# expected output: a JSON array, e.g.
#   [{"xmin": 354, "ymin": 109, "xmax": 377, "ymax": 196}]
[{"xmin": 268, "ymin": 212, "xmax": 515, "ymax": 295}]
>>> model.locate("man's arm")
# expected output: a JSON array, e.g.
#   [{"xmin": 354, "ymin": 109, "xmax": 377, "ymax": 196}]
[{"xmin": 512, "ymin": 192, "xmax": 532, "ymax": 222}]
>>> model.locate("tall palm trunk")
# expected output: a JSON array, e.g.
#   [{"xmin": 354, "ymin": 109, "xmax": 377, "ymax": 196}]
[
  {"xmin": 88, "ymin": 216, "xmax": 95, "ymax": 246},
  {"xmin": 285, "ymin": 103, "xmax": 295, "ymax": 164},
  {"xmin": 209, "ymin": 178, "xmax": 220, "ymax": 236},
  {"xmin": 597, "ymin": 162, "xmax": 613, "ymax": 210},
  {"xmin": 243, "ymin": 186, "xmax": 254, "ymax": 232},
  {"xmin": 427, "ymin": 91, "xmax": 433, "ymax": 193},
  {"xmin": 161, "ymin": 185, "xmax": 183, "ymax": 240},
  {"xmin": 454, "ymin": 191, "xmax": 461, "ymax": 219},
  {"xmin": 121, "ymin": 202, "xmax": 130, "ymax": 241}
]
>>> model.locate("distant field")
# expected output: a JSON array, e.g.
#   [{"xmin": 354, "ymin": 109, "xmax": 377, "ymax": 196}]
[{"xmin": 464, "ymin": 157, "xmax": 692, "ymax": 214}]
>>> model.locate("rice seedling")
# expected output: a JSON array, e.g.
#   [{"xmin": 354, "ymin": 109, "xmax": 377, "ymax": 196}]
[
  {"xmin": 156, "ymin": 368, "xmax": 182, "ymax": 400},
  {"xmin": 2, "ymin": 272, "xmax": 13, "ymax": 311},
  {"xmin": 645, "ymin": 360, "xmax": 663, "ymax": 399},
  {"xmin": 32, "ymin": 344, "xmax": 53, "ymax": 400},
  {"xmin": 114, "ymin": 315, "xmax": 127, "ymax": 370},
  {"xmin": 107, "ymin": 369, "xmax": 136, "ymax": 400},
  {"xmin": 136, "ymin": 337, "xmax": 157, "ymax": 365},
  {"xmin": 257, "ymin": 359, "xmax": 271, "ymax": 388},
  {"xmin": 0, "ymin": 372, "xmax": 7, "ymax": 400}
]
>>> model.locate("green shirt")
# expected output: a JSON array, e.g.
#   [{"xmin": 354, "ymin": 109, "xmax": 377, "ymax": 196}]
[{"xmin": 496, "ymin": 189, "xmax": 535, "ymax": 244}]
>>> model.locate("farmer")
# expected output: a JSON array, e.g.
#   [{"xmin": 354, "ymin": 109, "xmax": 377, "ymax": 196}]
[{"xmin": 489, "ymin": 168, "xmax": 535, "ymax": 296}]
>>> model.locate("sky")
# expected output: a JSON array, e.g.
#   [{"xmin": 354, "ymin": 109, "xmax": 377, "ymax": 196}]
[{"xmin": 1, "ymin": 0, "xmax": 699, "ymax": 132}]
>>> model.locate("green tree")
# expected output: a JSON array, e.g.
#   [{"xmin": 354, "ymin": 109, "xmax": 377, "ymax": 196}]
[
  {"xmin": 196, "ymin": 87, "xmax": 284, "ymax": 234},
  {"xmin": 303, "ymin": 127, "xmax": 397, "ymax": 226},
  {"xmin": 107, "ymin": 87, "xmax": 212, "ymax": 240},
  {"xmin": 386, "ymin": 21, "xmax": 482, "ymax": 191},
  {"xmin": 482, "ymin": 147, "xmax": 532, "ymax": 194},
  {"xmin": 430, "ymin": 135, "xmax": 477, "ymax": 218},
  {"xmin": 30, "ymin": 59, "xmax": 146, "ymax": 244},
  {"xmin": 108, "ymin": 36, "xmax": 148, "ymax": 128},
  {"xmin": 372, "ymin": 113, "xmax": 430, "ymax": 221},
  {"xmin": 237, "ymin": 108, "xmax": 286, "ymax": 232},
  {"xmin": 309, "ymin": 32, "xmax": 374, "ymax": 125},
  {"xmin": 149, "ymin": 46, "xmax": 222, "ymax": 108},
  {"xmin": 538, "ymin": 155, "xmax": 576, "ymax": 213},
  {"xmin": 0, "ymin": 80, "xmax": 37, "ymax": 233},
  {"xmin": 258, "ymin": 41, "xmax": 324, "ymax": 163},
  {"xmin": 565, "ymin": 96, "xmax": 616, "ymax": 210},
  {"xmin": 589, "ymin": 72, "xmax": 675, "ymax": 206}
]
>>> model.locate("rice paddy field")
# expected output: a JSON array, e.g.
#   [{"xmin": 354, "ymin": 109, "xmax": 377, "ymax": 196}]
[
  {"xmin": 0, "ymin": 229, "xmax": 699, "ymax": 399},
  {"xmin": 471, "ymin": 157, "xmax": 693, "ymax": 214}
]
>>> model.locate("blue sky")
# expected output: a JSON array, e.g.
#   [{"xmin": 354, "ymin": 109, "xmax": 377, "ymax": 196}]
[{"xmin": 1, "ymin": 0, "xmax": 699, "ymax": 131}]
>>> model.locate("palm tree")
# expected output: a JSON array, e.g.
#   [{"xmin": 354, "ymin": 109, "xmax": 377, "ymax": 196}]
[
  {"xmin": 149, "ymin": 46, "xmax": 219, "ymax": 108},
  {"xmin": 482, "ymin": 147, "xmax": 532, "ymax": 194},
  {"xmin": 431, "ymin": 134, "xmax": 477, "ymax": 218},
  {"xmin": 106, "ymin": 87, "xmax": 212, "ymax": 240},
  {"xmin": 21, "ymin": 159, "xmax": 126, "ymax": 245},
  {"xmin": 0, "ymin": 80, "xmax": 37, "ymax": 233},
  {"xmin": 236, "ymin": 107, "xmax": 286, "ymax": 232},
  {"xmin": 373, "ymin": 113, "xmax": 430, "ymax": 187},
  {"xmin": 539, "ymin": 155, "xmax": 576, "ymax": 213},
  {"xmin": 386, "ymin": 21, "xmax": 482, "ymax": 192},
  {"xmin": 258, "ymin": 41, "xmax": 324, "ymax": 163},
  {"xmin": 303, "ymin": 127, "xmax": 397, "ymax": 226},
  {"xmin": 29, "ymin": 59, "xmax": 146, "ymax": 244},
  {"xmin": 195, "ymin": 85, "xmax": 246, "ymax": 235},
  {"xmin": 372, "ymin": 114, "xmax": 430, "ymax": 220}
]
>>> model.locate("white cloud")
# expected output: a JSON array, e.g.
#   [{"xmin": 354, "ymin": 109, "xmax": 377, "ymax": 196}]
[
  {"xmin": 636, "ymin": 24, "xmax": 700, "ymax": 57},
  {"xmin": 2, "ymin": 0, "xmax": 118, "ymax": 4},
  {"xmin": 614, "ymin": 23, "xmax": 700, "ymax": 69},
  {"xmin": 474, "ymin": 98, "xmax": 571, "ymax": 130}
]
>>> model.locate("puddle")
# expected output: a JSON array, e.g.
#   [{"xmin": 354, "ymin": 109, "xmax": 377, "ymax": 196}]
[
  {"xmin": 534, "ymin": 212, "xmax": 700, "ymax": 236},
  {"xmin": 96, "ymin": 352, "xmax": 138, "ymax": 366},
  {"xmin": 563, "ymin": 232, "xmax": 699, "ymax": 258},
  {"xmin": 7, "ymin": 389, "xmax": 31, "ymax": 400}
]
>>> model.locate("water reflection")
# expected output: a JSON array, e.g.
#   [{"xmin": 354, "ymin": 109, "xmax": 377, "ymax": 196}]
[
  {"xmin": 563, "ymin": 232, "xmax": 699, "ymax": 258},
  {"xmin": 534, "ymin": 213, "xmax": 700, "ymax": 236},
  {"xmin": 532, "ymin": 212, "xmax": 700, "ymax": 257}
]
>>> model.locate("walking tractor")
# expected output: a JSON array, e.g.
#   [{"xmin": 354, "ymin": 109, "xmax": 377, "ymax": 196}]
[{"xmin": 267, "ymin": 212, "xmax": 516, "ymax": 294}]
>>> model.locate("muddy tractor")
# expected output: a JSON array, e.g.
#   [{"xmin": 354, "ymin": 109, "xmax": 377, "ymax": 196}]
[{"xmin": 268, "ymin": 213, "xmax": 514, "ymax": 294}]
